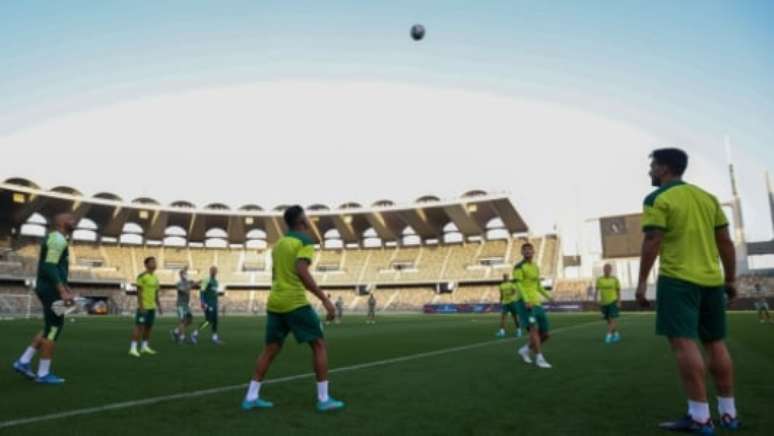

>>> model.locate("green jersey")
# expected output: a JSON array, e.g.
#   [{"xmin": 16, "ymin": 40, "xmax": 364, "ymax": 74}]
[
  {"xmin": 513, "ymin": 260, "xmax": 550, "ymax": 306},
  {"xmin": 499, "ymin": 281, "xmax": 519, "ymax": 304},
  {"xmin": 596, "ymin": 276, "xmax": 620, "ymax": 306},
  {"xmin": 200, "ymin": 276, "xmax": 219, "ymax": 307},
  {"xmin": 642, "ymin": 180, "xmax": 728, "ymax": 287},
  {"xmin": 267, "ymin": 231, "xmax": 316, "ymax": 313},
  {"xmin": 36, "ymin": 231, "xmax": 69, "ymax": 295},
  {"xmin": 136, "ymin": 272, "xmax": 160, "ymax": 310}
]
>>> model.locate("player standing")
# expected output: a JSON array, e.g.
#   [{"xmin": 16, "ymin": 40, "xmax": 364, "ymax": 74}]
[
  {"xmin": 595, "ymin": 264, "xmax": 621, "ymax": 343},
  {"xmin": 192, "ymin": 266, "xmax": 222, "ymax": 344},
  {"xmin": 514, "ymin": 243, "xmax": 553, "ymax": 368},
  {"xmin": 636, "ymin": 148, "xmax": 741, "ymax": 432},
  {"xmin": 129, "ymin": 257, "xmax": 162, "ymax": 357},
  {"xmin": 367, "ymin": 293, "xmax": 377, "ymax": 324},
  {"xmin": 13, "ymin": 213, "xmax": 76, "ymax": 384},
  {"xmin": 171, "ymin": 266, "xmax": 196, "ymax": 343},
  {"xmin": 496, "ymin": 273, "xmax": 522, "ymax": 337},
  {"xmin": 241, "ymin": 206, "xmax": 343, "ymax": 412},
  {"xmin": 335, "ymin": 296, "xmax": 344, "ymax": 324},
  {"xmin": 753, "ymin": 282, "xmax": 771, "ymax": 324}
]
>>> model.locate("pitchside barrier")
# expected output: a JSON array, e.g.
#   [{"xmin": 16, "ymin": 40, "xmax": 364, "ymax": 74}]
[{"xmin": 422, "ymin": 298, "xmax": 774, "ymax": 314}]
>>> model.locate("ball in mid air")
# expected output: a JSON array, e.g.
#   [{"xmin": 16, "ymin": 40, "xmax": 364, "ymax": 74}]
[{"xmin": 410, "ymin": 24, "xmax": 425, "ymax": 41}]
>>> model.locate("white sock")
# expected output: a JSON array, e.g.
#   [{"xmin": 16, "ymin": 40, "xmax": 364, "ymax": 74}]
[
  {"xmin": 19, "ymin": 346, "xmax": 37, "ymax": 364},
  {"xmin": 606, "ymin": 333, "xmax": 612, "ymax": 339},
  {"xmin": 717, "ymin": 396, "xmax": 737, "ymax": 418},
  {"xmin": 192, "ymin": 330, "xmax": 198, "ymax": 337},
  {"xmin": 317, "ymin": 381, "xmax": 329, "ymax": 402},
  {"xmin": 141, "ymin": 341, "xmax": 149, "ymax": 349},
  {"xmin": 688, "ymin": 401, "xmax": 711, "ymax": 423},
  {"xmin": 518, "ymin": 344, "xmax": 530, "ymax": 354},
  {"xmin": 37, "ymin": 359, "xmax": 51, "ymax": 378},
  {"xmin": 180, "ymin": 334, "xmax": 186, "ymax": 340},
  {"xmin": 213, "ymin": 334, "xmax": 219, "ymax": 341},
  {"xmin": 498, "ymin": 328, "xmax": 505, "ymax": 333},
  {"xmin": 536, "ymin": 353, "xmax": 546, "ymax": 361},
  {"xmin": 130, "ymin": 341, "xmax": 138, "ymax": 352},
  {"xmin": 174, "ymin": 328, "xmax": 180, "ymax": 334},
  {"xmin": 245, "ymin": 380, "xmax": 261, "ymax": 401}
]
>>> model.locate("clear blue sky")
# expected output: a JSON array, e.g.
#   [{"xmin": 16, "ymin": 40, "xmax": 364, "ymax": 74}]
[{"xmin": 2, "ymin": 1, "xmax": 773, "ymax": 240}]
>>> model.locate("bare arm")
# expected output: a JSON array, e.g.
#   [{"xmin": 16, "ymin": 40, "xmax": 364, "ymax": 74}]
[
  {"xmin": 636, "ymin": 230, "xmax": 663, "ymax": 307},
  {"xmin": 296, "ymin": 259, "xmax": 335, "ymax": 320},
  {"xmin": 136, "ymin": 285, "xmax": 144, "ymax": 312},
  {"xmin": 156, "ymin": 289, "xmax": 162, "ymax": 315},
  {"xmin": 715, "ymin": 226, "xmax": 737, "ymax": 302}
]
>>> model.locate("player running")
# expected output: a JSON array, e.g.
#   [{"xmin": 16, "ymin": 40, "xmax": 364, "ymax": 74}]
[
  {"xmin": 241, "ymin": 205, "xmax": 344, "ymax": 412},
  {"xmin": 13, "ymin": 213, "xmax": 76, "ymax": 384},
  {"xmin": 192, "ymin": 266, "xmax": 222, "ymax": 345},
  {"xmin": 129, "ymin": 257, "xmax": 162, "ymax": 357},
  {"xmin": 595, "ymin": 264, "xmax": 621, "ymax": 343},
  {"xmin": 636, "ymin": 148, "xmax": 741, "ymax": 433},
  {"xmin": 171, "ymin": 266, "xmax": 196, "ymax": 343},
  {"xmin": 753, "ymin": 282, "xmax": 771, "ymax": 324},
  {"xmin": 496, "ymin": 273, "xmax": 522, "ymax": 338},
  {"xmin": 514, "ymin": 243, "xmax": 553, "ymax": 369},
  {"xmin": 335, "ymin": 296, "xmax": 344, "ymax": 324},
  {"xmin": 367, "ymin": 293, "xmax": 377, "ymax": 324}
]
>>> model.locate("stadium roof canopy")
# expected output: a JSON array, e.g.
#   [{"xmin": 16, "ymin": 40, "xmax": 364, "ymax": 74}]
[{"xmin": 0, "ymin": 181, "xmax": 528, "ymax": 245}]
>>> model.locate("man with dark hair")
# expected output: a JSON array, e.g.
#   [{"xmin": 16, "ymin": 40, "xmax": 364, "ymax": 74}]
[
  {"xmin": 595, "ymin": 263, "xmax": 621, "ymax": 343},
  {"xmin": 514, "ymin": 243, "xmax": 553, "ymax": 368},
  {"xmin": 636, "ymin": 148, "xmax": 741, "ymax": 432},
  {"xmin": 13, "ymin": 212, "xmax": 76, "ymax": 384},
  {"xmin": 129, "ymin": 256, "xmax": 162, "ymax": 357},
  {"xmin": 192, "ymin": 266, "xmax": 222, "ymax": 344},
  {"xmin": 242, "ymin": 205, "xmax": 344, "ymax": 412}
]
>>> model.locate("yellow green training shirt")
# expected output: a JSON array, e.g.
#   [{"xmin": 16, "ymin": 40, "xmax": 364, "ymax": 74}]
[
  {"xmin": 136, "ymin": 272, "xmax": 160, "ymax": 310},
  {"xmin": 267, "ymin": 231, "xmax": 316, "ymax": 313},
  {"xmin": 641, "ymin": 180, "xmax": 728, "ymax": 287},
  {"xmin": 596, "ymin": 276, "xmax": 620, "ymax": 306}
]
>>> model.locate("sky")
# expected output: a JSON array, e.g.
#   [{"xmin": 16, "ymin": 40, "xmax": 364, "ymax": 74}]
[{"xmin": 1, "ymin": 1, "xmax": 773, "ymax": 250}]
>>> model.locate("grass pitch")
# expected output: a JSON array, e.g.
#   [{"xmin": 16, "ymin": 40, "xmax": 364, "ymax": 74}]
[{"xmin": 2, "ymin": 312, "xmax": 773, "ymax": 435}]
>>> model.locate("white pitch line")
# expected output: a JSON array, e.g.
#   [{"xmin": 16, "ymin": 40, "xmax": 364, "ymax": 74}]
[{"xmin": 0, "ymin": 320, "xmax": 603, "ymax": 430}]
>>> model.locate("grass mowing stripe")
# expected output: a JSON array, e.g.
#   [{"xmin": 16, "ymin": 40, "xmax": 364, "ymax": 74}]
[{"xmin": 0, "ymin": 318, "xmax": 603, "ymax": 430}]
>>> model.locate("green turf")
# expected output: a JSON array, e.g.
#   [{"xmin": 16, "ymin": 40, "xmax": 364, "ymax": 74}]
[{"xmin": 1, "ymin": 312, "xmax": 772, "ymax": 435}]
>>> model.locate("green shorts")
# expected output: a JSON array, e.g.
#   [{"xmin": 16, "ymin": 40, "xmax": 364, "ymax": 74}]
[
  {"xmin": 266, "ymin": 305, "xmax": 324, "ymax": 345},
  {"xmin": 521, "ymin": 305, "xmax": 550, "ymax": 334},
  {"xmin": 501, "ymin": 301, "xmax": 519, "ymax": 317},
  {"xmin": 601, "ymin": 303, "xmax": 620, "ymax": 320},
  {"xmin": 36, "ymin": 289, "xmax": 64, "ymax": 341},
  {"xmin": 656, "ymin": 276, "xmax": 726, "ymax": 342},
  {"xmin": 135, "ymin": 309, "xmax": 156, "ymax": 327},
  {"xmin": 204, "ymin": 305, "xmax": 218, "ymax": 323}
]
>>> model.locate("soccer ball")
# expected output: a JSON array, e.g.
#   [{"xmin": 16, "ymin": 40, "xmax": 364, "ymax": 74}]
[{"xmin": 410, "ymin": 24, "xmax": 425, "ymax": 41}]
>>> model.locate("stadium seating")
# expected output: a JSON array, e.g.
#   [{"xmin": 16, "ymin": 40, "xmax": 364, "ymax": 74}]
[{"xmin": 0, "ymin": 235, "xmax": 563, "ymax": 293}]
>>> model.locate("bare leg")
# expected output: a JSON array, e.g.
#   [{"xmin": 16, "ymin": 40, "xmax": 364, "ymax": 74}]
[
  {"xmin": 669, "ymin": 338, "xmax": 708, "ymax": 402},
  {"xmin": 131, "ymin": 325, "xmax": 142, "ymax": 342},
  {"xmin": 528, "ymin": 328, "xmax": 542, "ymax": 354},
  {"xmin": 704, "ymin": 340, "xmax": 734, "ymax": 397},
  {"xmin": 499, "ymin": 313, "xmax": 507, "ymax": 331},
  {"xmin": 38, "ymin": 338, "xmax": 55, "ymax": 359},
  {"xmin": 254, "ymin": 343, "xmax": 282, "ymax": 382},
  {"xmin": 143, "ymin": 326, "xmax": 152, "ymax": 341},
  {"xmin": 310, "ymin": 338, "xmax": 329, "ymax": 382}
]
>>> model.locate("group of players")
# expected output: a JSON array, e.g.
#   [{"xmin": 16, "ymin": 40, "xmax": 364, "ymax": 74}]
[{"xmin": 10, "ymin": 148, "xmax": 759, "ymax": 431}]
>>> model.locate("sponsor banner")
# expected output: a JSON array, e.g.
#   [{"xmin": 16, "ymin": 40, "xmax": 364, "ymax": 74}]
[{"xmin": 423, "ymin": 303, "xmax": 500, "ymax": 314}]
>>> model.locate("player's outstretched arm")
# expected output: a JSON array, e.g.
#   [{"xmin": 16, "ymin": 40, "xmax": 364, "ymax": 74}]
[
  {"xmin": 636, "ymin": 230, "xmax": 663, "ymax": 307},
  {"xmin": 715, "ymin": 226, "xmax": 737, "ymax": 303},
  {"xmin": 296, "ymin": 259, "xmax": 335, "ymax": 321}
]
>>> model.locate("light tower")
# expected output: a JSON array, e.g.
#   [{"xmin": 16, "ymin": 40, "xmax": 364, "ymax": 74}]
[
  {"xmin": 726, "ymin": 138, "xmax": 749, "ymax": 274},
  {"xmin": 767, "ymin": 171, "xmax": 774, "ymax": 239}
]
